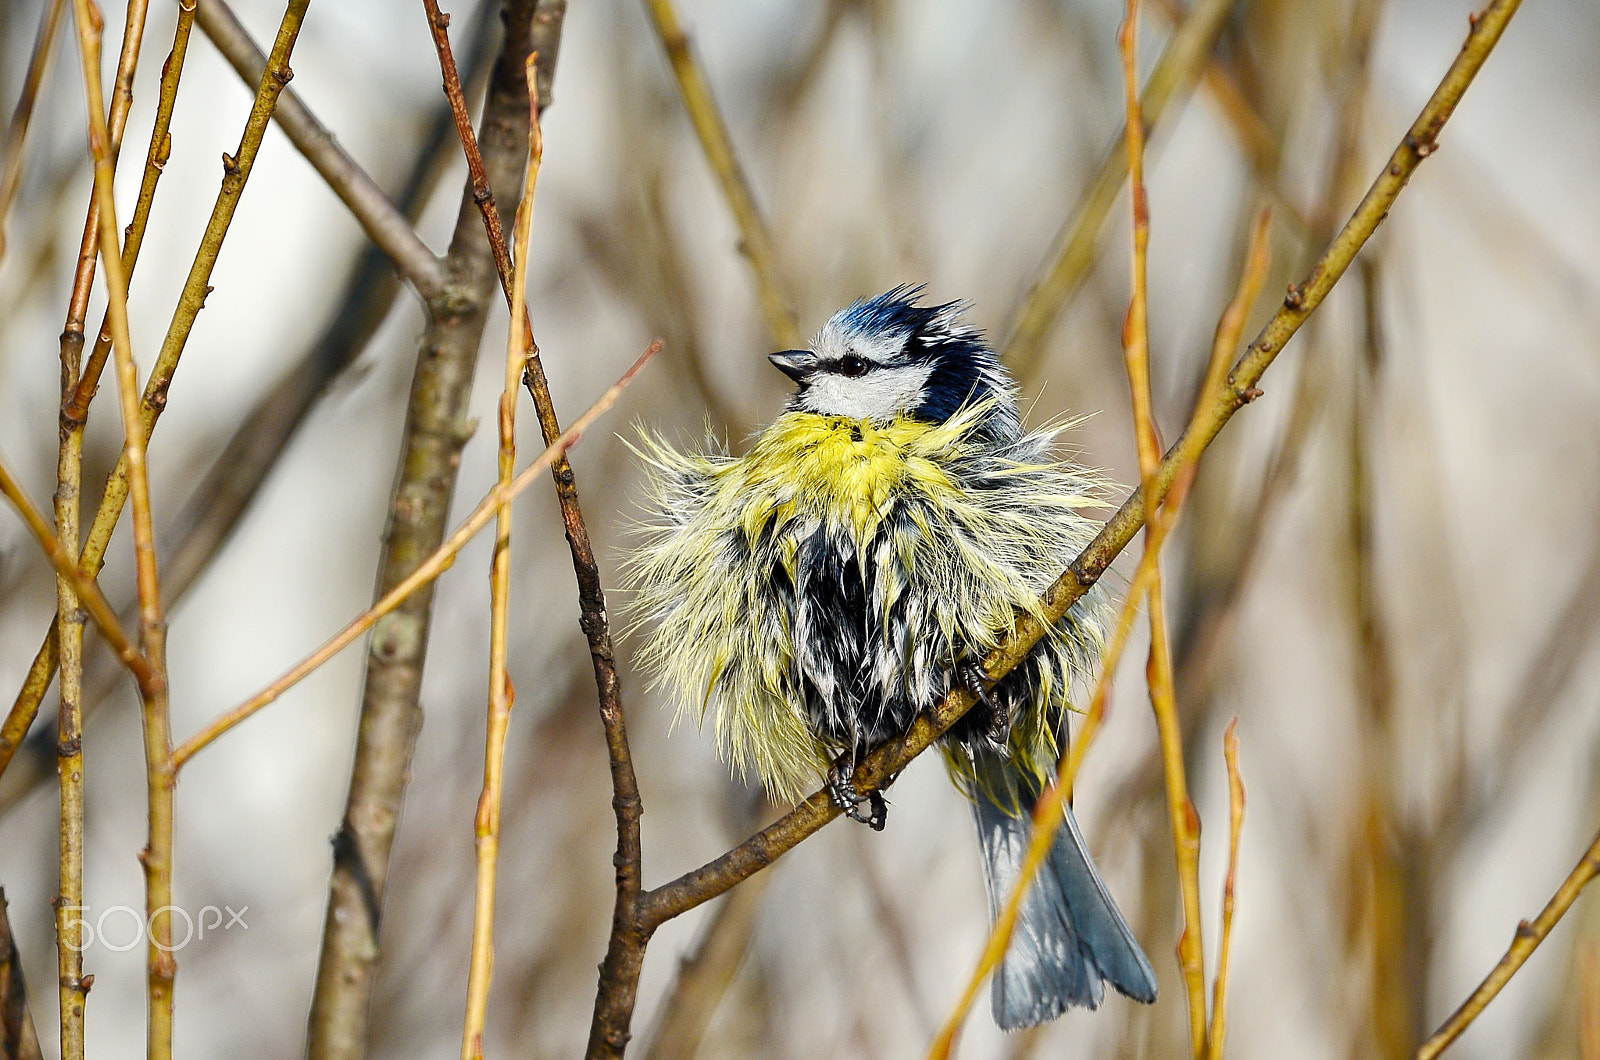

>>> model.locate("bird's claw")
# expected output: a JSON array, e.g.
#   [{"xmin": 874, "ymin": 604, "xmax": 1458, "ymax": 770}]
[
  {"xmin": 827, "ymin": 759, "xmax": 887, "ymax": 831},
  {"xmin": 959, "ymin": 662, "xmax": 1011, "ymax": 747}
]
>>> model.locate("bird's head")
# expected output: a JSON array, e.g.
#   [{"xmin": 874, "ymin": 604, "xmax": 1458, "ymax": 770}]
[{"xmin": 769, "ymin": 286, "xmax": 1020, "ymax": 436}]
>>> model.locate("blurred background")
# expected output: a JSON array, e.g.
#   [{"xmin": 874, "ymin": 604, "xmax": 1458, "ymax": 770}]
[{"xmin": 1, "ymin": 0, "xmax": 1598, "ymax": 1057}]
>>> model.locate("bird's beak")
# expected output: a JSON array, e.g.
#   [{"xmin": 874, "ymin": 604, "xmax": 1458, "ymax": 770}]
[{"xmin": 767, "ymin": 349, "xmax": 815, "ymax": 384}]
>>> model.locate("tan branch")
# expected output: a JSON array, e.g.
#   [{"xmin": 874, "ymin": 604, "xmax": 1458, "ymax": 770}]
[
  {"xmin": 640, "ymin": 0, "xmax": 801, "ymax": 350},
  {"xmin": 194, "ymin": 0, "xmax": 446, "ymax": 299},
  {"xmin": 1416, "ymin": 823, "xmax": 1600, "ymax": 1060}
]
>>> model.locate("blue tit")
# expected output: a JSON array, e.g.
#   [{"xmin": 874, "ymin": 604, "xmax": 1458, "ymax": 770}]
[{"xmin": 626, "ymin": 286, "xmax": 1157, "ymax": 1029}]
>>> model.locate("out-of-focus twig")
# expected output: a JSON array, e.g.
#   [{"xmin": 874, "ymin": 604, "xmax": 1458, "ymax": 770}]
[
  {"xmin": 640, "ymin": 0, "xmax": 801, "ymax": 350},
  {"xmin": 640, "ymin": 874, "xmax": 772, "ymax": 1060},
  {"xmin": 1205, "ymin": 719, "xmax": 1245, "ymax": 1060},
  {"xmin": 638, "ymin": 0, "xmax": 1522, "ymax": 943},
  {"xmin": 0, "ymin": 0, "xmax": 68, "ymax": 262},
  {"xmin": 195, "ymin": 0, "xmax": 445, "ymax": 299},
  {"xmin": 1002, "ymin": 0, "xmax": 1239, "ymax": 376},
  {"xmin": 1416, "ymin": 822, "xmax": 1600, "ymax": 1060},
  {"xmin": 0, "ymin": 888, "xmax": 41, "ymax": 1060}
]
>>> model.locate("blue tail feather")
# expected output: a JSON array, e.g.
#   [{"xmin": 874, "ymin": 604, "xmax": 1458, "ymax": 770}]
[{"xmin": 968, "ymin": 753, "xmax": 1157, "ymax": 1030}]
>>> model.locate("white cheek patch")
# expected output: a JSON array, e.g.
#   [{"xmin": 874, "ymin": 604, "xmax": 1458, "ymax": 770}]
[{"xmin": 797, "ymin": 363, "xmax": 936, "ymax": 421}]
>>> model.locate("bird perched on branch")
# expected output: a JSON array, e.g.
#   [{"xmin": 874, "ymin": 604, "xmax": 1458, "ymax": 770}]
[{"xmin": 626, "ymin": 287, "xmax": 1157, "ymax": 1029}]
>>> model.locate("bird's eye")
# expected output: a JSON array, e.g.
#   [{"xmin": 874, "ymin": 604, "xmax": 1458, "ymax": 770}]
[{"xmin": 836, "ymin": 355, "xmax": 869, "ymax": 378}]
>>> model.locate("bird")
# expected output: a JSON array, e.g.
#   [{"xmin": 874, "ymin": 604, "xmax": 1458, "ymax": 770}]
[{"xmin": 625, "ymin": 286, "xmax": 1158, "ymax": 1029}]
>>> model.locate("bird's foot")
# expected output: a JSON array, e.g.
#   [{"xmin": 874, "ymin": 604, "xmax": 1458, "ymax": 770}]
[
  {"xmin": 827, "ymin": 757, "xmax": 887, "ymax": 831},
  {"xmin": 959, "ymin": 661, "xmax": 1011, "ymax": 747}
]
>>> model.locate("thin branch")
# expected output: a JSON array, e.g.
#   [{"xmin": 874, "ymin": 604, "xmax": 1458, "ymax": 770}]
[
  {"xmin": 1108, "ymin": 6, "xmax": 1209, "ymax": 1050},
  {"xmin": 461, "ymin": 50, "xmax": 545, "ymax": 1060},
  {"xmin": 168, "ymin": 343, "xmax": 656, "ymax": 772},
  {"xmin": 49, "ymin": 255, "xmax": 90, "ymax": 1060},
  {"xmin": 0, "ymin": 457, "xmax": 150, "ymax": 691},
  {"xmin": 68, "ymin": 0, "xmax": 178, "ymax": 1054},
  {"xmin": 1205, "ymin": 719, "xmax": 1245, "ymax": 1060},
  {"xmin": 1416, "ymin": 822, "xmax": 1600, "ymax": 1060},
  {"xmin": 62, "ymin": 1, "xmax": 196, "ymax": 426},
  {"xmin": 305, "ymin": 4, "xmax": 567, "ymax": 1054},
  {"xmin": 194, "ymin": 0, "xmax": 446, "ymax": 299},
  {"xmin": 53, "ymin": 0, "xmax": 151, "ymax": 423},
  {"xmin": 2, "ymin": 0, "xmax": 295, "ymax": 783},
  {"xmin": 638, "ymin": 0, "xmax": 1523, "ymax": 933},
  {"xmin": 640, "ymin": 0, "xmax": 801, "ymax": 350},
  {"xmin": 419, "ymin": 7, "xmax": 652, "ymax": 1056},
  {"xmin": 0, "ymin": 16, "xmax": 491, "ymax": 809},
  {"xmin": 0, "ymin": 0, "xmax": 68, "ymax": 262},
  {"xmin": 1002, "ymin": 0, "xmax": 1238, "ymax": 375},
  {"xmin": 422, "ymin": 0, "xmax": 517, "ymax": 305},
  {"xmin": 2, "ymin": 0, "xmax": 175, "ymax": 788}
]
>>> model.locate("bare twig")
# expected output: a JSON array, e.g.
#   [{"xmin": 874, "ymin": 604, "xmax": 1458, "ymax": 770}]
[
  {"xmin": 421, "ymin": 7, "xmax": 654, "ymax": 1056},
  {"xmin": 1002, "ymin": 0, "xmax": 1238, "ymax": 375},
  {"xmin": 1416, "ymin": 822, "xmax": 1600, "ymax": 1060},
  {"xmin": 638, "ymin": 0, "xmax": 1522, "ymax": 943},
  {"xmin": 461, "ymin": 49, "xmax": 545, "ymax": 1060},
  {"xmin": 194, "ymin": 0, "xmax": 445, "ymax": 299},
  {"xmin": 168, "ymin": 343, "xmax": 656, "ymax": 771},
  {"xmin": 640, "ymin": 0, "xmax": 801, "ymax": 350},
  {"xmin": 53, "ymin": 0, "xmax": 152, "ymax": 425},
  {"xmin": 0, "ymin": 0, "xmax": 68, "ymax": 262},
  {"xmin": 304, "ymin": 11, "xmax": 567, "ymax": 1049},
  {"xmin": 1205, "ymin": 719, "xmax": 1246, "ymax": 1060},
  {"xmin": 0, "ymin": 457, "xmax": 149, "ymax": 690},
  {"xmin": 1108, "ymin": 7, "xmax": 1210, "ymax": 1048},
  {"xmin": 67, "ymin": 0, "xmax": 178, "ymax": 1053},
  {"xmin": 2, "ymin": 0, "xmax": 297, "ymax": 783},
  {"xmin": 61, "ymin": 0, "xmax": 195, "ymax": 427}
]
